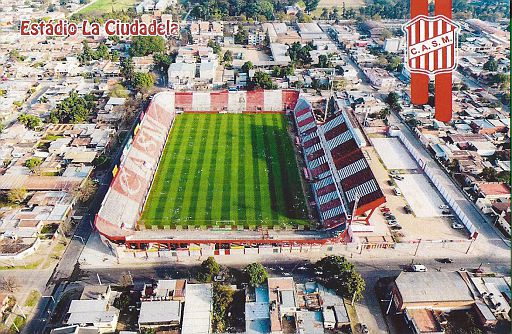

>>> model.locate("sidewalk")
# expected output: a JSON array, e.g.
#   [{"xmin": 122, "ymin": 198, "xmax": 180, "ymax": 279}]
[{"xmin": 80, "ymin": 230, "xmax": 509, "ymax": 270}]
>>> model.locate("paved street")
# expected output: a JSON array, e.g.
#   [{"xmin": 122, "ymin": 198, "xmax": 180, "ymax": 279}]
[{"xmin": 76, "ymin": 255, "xmax": 509, "ymax": 334}]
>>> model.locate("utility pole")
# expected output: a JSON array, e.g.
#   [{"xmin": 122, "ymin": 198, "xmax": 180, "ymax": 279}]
[
  {"xmin": 465, "ymin": 238, "xmax": 475, "ymax": 254},
  {"xmin": 414, "ymin": 239, "xmax": 422, "ymax": 256}
]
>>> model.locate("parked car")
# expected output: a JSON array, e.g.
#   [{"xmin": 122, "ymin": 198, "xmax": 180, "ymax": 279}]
[
  {"xmin": 385, "ymin": 215, "xmax": 397, "ymax": 221},
  {"xmin": 387, "ymin": 179, "xmax": 394, "ymax": 186},
  {"xmin": 451, "ymin": 223, "xmax": 464, "ymax": 229},
  {"xmin": 437, "ymin": 258, "xmax": 454, "ymax": 263},
  {"xmin": 393, "ymin": 187, "xmax": 402, "ymax": 196},
  {"xmin": 357, "ymin": 323, "xmax": 369, "ymax": 334},
  {"xmin": 392, "ymin": 174, "xmax": 404, "ymax": 181},
  {"xmin": 411, "ymin": 264, "xmax": 428, "ymax": 272},
  {"xmin": 404, "ymin": 205, "xmax": 412, "ymax": 214},
  {"xmin": 387, "ymin": 220, "xmax": 399, "ymax": 226},
  {"xmin": 389, "ymin": 170, "xmax": 398, "ymax": 175},
  {"xmin": 390, "ymin": 224, "xmax": 403, "ymax": 230},
  {"xmin": 442, "ymin": 209, "xmax": 451, "ymax": 215},
  {"xmin": 439, "ymin": 204, "xmax": 449, "ymax": 209},
  {"xmin": 380, "ymin": 207, "xmax": 390, "ymax": 213}
]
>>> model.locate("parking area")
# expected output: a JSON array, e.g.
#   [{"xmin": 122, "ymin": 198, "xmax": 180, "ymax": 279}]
[
  {"xmin": 371, "ymin": 138, "xmax": 417, "ymax": 170},
  {"xmin": 363, "ymin": 147, "xmax": 467, "ymax": 242},
  {"xmin": 394, "ymin": 174, "xmax": 446, "ymax": 218}
]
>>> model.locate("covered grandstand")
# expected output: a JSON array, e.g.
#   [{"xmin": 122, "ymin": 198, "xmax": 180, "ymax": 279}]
[
  {"xmin": 292, "ymin": 97, "xmax": 386, "ymax": 229},
  {"xmin": 94, "ymin": 90, "xmax": 385, "ymax": 251}
]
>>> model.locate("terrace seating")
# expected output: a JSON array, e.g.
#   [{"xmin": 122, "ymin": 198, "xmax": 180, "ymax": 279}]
[
  {"xmin": 292, "ymin": 97, "xmax": 385, "ymax": 228},
  {"xmin": 96, "ymin": 92, "xmax": 176, "ymax": 233}
]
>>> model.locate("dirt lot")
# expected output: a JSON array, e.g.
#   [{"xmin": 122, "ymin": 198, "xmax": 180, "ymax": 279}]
[{"xmin": 222, "ymin": 46, "xmax": 271, "ymax": 67}]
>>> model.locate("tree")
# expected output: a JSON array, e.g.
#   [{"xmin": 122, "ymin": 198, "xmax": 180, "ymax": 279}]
[
  {"xmin": 95, "ymin": 43, "xmax": 110, "ymax": 60},
  {"xmin": 320, "ymin": 8, "xmax": 330, "ymax": 19},
  {"xmin": 287, "ymin": 42, "xmax": 313, "ymax": 66},
  {"xmin": 488, "ymin": 73, "xmax": 510, "ymax": 90},
  {"xmin": 9, "ymin": 49, "xmax": 26, "ymax": 62},
  {"xmin": 333, "ymin": 78, "xmax": 347, "ymax": 91},
  {"xmin": 251, "ymin": 71, "xmax": 277, "ymax": 90},
  {"xmin": 296, "ymin": 10, "xmax": 313, "ymax": 23},
  {"xmin": 483, "ymin": 57, "xmax": 498, "ymax": 71},
  {"xmin": 78, "ymin": 40, "xmax": 95, "ymax": 64},
  {"xmin": 7, "ymin": 188, "xmax": 27, "ymax": 204},
  {"xmin": 207, "ymin": 39, "xmax": 222, "ymax": 55},
  {"xmin": 223, "ymin": 50, "xmax": 233, "ymax": 64},
  {"xmin": 379, "ymin": 107, "xmax": 391, "ymax": 119},
  {"xmin": 50, "ymin": 91, "xmax": 95, "ymax": 124},
  {"xmin": 120, "ymin": 57, "xmax": 135, "ymax": 83},
  {"xmin": 448, "ymin": 159, "xmax": 460, "ymax": 174},
  {"xmin": 153, "ymin": 52, "xmax": 175, "ymax": 72},
  {"xmin": 25, "ymin": 157, "xmax": 42, "ymax": 171},
  {"xmin": 75, "ymin": 178, "xmax": 98, "ymax": 203},
  {"xmin": 114, "ymin": 293, "xmax": 130, "ymax": 311},
  {"xmin": 130, "ymin": 36, "xmax": 166, "ymax": 56},
  {"xmin": 235, "ymin": 25, "xmax": 248, "ymax": 45},
  {"xmin": 480, "ymin": 167, "xmax": 498, "ymax": 182},
  {"xmin": 386, "ymin": 92, "xmax": 400, "ymax": 107},
  {"xmin": 197, "ymin": 256, "xmax": 221, "ymax": 282},
  {"xmin": 17, "ymin": 114, "xmax": 42, "ymax": 130},
  {"xmin": 110, "ymin": 84, "xmax": 129, "ymax": 98},
  {"xmin": 315, "ymin": 256, "xmax": 366, "ymax": 302},
  {"xmin": 0, "ymin": 277, "xmax": 19, "ymax": 293},
  {"xmin": 304, "ymin": 0, "xmax": 320, "ymax": 13},
  {"xmin": 212, "ymin": 283, "xmax": 234, "ymax": 333},
  {"xmin": 132, "ymin": 72, "xmax": 155, "ymax": 93},
  {"xmin": 118, "ymin": 272, "xmax": 133, "ymax": 287},
  {"xmin": 241, "ymin": 61, "xmax": 254, "ymax": 73},
  {"xmin": 244, "ymin": 263, "xmax": 268, "ymax": 287},
  {"xmin": 317, "ymin": 54, "xmax": 332, "ymax": 68}
]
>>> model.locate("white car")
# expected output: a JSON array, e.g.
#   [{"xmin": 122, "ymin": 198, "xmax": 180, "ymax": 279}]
[
  {"xmin": 411, "ymin": 264, "xmax": 428, "ymax": 272},
  {"xmin": 451, "ymin": 223, "xmax": 464, "ymax": 229},
  {"xmin": 393, "ymin": 187, "xmax": 402, "ymax": 196},
  {"xmin": 387, "ymin": 220, "xmax": 399, "ymax": 226},
  {"xmin": 439, "ymin": 204, "xmax": 449, "ymax": 209}
]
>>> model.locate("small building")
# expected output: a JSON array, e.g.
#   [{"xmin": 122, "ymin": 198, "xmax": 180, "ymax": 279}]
[
  {"xmin": 181, "ymin": 284, "xmax": 213, "ymax": 334},
  {"xmin": 404, "ymin": 309, "xmax": 444, "ymax": 334},
  {"xmin": 333, "ymin": 304, "xmax": 349, "ymax": 328},
  {"xmin": 322, "ymin": 307, "xmax": 336, "ymax": 329},
  {"xmin": 142, "ymin": 279, "xmax": 186, "ymax": 301},
  {"xmin": 392, "ymin": 272, "xmax": 475, "ymax": 312},
  {"xmin": 383, "ymin": 37, "xmax": 405, "ymax": 53},
  {"xmin": 66, "ymin": 299, "xmax": 119, "ymax": 333},
  {"xmin": 50, "ymin": 325, "xmax": 100, "ymax": 334},
  {"xmin": 473, "ymin": 301, "xmax": 497, "ymax": 328},
  {"xmin": 363, "ymin": 68, "xmax": 396, "ymax": 90},
  {"xmin": 138, "ymin": 300, "xmax": 181, "ymax": 330}
]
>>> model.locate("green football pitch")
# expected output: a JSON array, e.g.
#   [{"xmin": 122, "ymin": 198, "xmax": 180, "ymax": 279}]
[{"xmin": 140, "ymin": 113, "xmax": 310, "ymax": 228}]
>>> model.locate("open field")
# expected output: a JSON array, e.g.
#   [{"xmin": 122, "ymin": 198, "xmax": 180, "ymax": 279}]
[
  {"xmin": 77, "ymin": 0, "xmax": 137, "ymax": 15},
  {"xmin": 140, "ymin": 114, "xmax": 310, "ymax": 228}
]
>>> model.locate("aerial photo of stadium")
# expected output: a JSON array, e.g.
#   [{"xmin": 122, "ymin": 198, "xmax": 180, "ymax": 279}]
[{"xmin": 94, "ymin": 90, "xmax": 386, "ymax": 253}]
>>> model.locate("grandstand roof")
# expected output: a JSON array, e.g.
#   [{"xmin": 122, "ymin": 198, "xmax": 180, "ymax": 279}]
[{"xmin": 292, "ymin": 97, "xmax": 385, "ymax": 228}]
